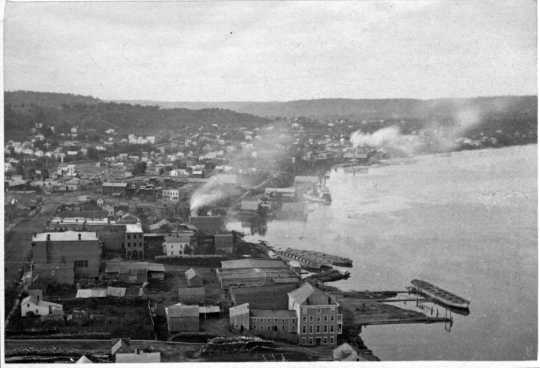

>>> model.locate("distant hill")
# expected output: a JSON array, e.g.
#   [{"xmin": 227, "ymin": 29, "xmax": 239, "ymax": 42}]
[
  {"xmin": 4, "ymin": 91, "xmax": 270, "ymax": 140},
  {"xmin": 6, "ymin": 90, "xmax": 100, "ymax": 110},
  {"xmin": 118, "ymin": 96, "xmax": 537, "ymax": 121}
]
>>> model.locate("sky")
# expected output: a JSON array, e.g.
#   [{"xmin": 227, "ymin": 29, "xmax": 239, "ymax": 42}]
[{"xmin": 3, "ymin": 0, "xmax": 537, "ymax": 101}]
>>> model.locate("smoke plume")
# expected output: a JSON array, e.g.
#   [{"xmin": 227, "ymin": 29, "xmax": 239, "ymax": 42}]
[{"xmin": 190, "ymin": 122, "xmax": 293, "ymax": 213}]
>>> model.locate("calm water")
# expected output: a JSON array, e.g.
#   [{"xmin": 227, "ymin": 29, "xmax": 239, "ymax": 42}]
[{"xmin": 228, "ymin": 144, "xmax": 538, "ymax": 360}]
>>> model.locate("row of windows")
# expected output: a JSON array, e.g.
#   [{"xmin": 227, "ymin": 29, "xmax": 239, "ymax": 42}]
[
  {"xmin": 74, "ymin": 260, "xmax": 88, "ymax": 268},
  {"xmin": 126, "ymin": 242, "xmax": 143, "ymax": 248},
  {"xmin": 302, "ymin": 324, "xmax": 335, "ymax": 333},
  {"xmin": 126, "ymin": 233, "xmax": 142, "ymax": 239},
  {"xmin": 303, "ymin": 314, "xmax": 336, "ymax": 322},
  {"xmin": 300, "ymin": 336, "xmax": 334, "ymax": 345}
]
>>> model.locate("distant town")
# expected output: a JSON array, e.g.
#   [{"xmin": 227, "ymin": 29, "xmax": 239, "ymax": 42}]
[{"xmin": 4, "ymin": 91, "xmax": 537, "ymax": 362}]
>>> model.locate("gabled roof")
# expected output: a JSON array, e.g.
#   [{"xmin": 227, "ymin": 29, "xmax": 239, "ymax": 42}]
[
  {"xmin": 287, "ymin": 283, "xmax": 315, "ymax": 306},
  {"xmin": 111, "ymin": 338, "xmax": 131, "ymax": 355},
  {"xmin": 185, "ymin": 268, "xmax": 200, "ymax": 280},
  {"xmin": 229, "ymin": 303, "xmax": 249, "ymax": 317},
  {"xmin": 220, "ymin": 258, "xmax": 287, "ymax": 269},
  {"xmin": 76, "ymin": 355, "xmax": 94, "ymax": 364},
  {"xmin": 288, "ymin": 282, "xmax": 336, "ymax": 306}
]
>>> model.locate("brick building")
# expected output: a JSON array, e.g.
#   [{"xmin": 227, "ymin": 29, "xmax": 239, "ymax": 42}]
[
  {"xmin": 125, "ymin": 223, "xmax": 144, "ymax": 259},
  {"xmin": 288, "ymin": 283, "xmax": 343, "ymax": 346},
  {"xmin": 32, "ymin": 231, "xmax": 102, "ymax": 283}
]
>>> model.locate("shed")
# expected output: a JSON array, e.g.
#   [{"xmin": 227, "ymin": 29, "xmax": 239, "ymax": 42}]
[{"xmin": 165, "ymin": 303, "xmax": 200, "ymax": 332}]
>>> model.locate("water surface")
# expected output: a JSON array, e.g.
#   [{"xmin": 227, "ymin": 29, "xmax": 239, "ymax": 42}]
[{"xmin": 228, "ymin": 145, "xmax": 537, "ymax": 360}]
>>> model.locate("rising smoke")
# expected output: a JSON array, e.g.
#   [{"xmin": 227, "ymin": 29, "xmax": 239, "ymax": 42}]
[
  {"xmin": 190, "ymin": 122, "xmax": 293, "ymax": 214},
  {"xmin": 350, "ymin": 104, "xmax": 485, "ymax": 155}
]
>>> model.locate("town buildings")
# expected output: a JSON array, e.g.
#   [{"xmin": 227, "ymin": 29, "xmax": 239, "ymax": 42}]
[
  {"xmin": 124, "ymin": 223, "xmax": 144, "ymax": 259},
  {"xmin": 229, "ymin": 303, "xmax": 250, "ymax": 332},
  {"xmin": 162, "ymin": 188, "xmax": 180, "ymax": 201},
  {"xmin": 21, "ymin": 290, "xmax": 63, "ymax": 317},
  {"xmin": 165, "ymin": 303, "xmax": 200, "ymax": 332},
  {"xmin": 31, "ymin": 231, "xmax": 101, "ymax": 284},
  {"xmin": 288, "ymin": 283, "xmax": 343, "ymax": 346}
]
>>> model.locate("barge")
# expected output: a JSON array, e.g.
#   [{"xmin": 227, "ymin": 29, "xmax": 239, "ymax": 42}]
[
  {"xmin": 275, "ymin": 247, "xmax": 353, "ymax": 270},
  {"xmin": 409, "ymin": 279, "xmax": 470, "ymax": 310}
]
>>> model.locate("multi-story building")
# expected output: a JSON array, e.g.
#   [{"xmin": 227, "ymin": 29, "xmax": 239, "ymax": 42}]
[
  {"xmin": 288, "ymin": 283, "xmax": 343, "ymax": 346},
  {"xmin": 125, "ymin": 223, "xmax": 144, "ymax": 259},
  {"xmin": 48, "ymin": 217, "xmax": 126, "ymax": 253},
  {"xmin": 250, "ymin": 309, "xmax": 297, "ymax": 342},
  {"xmin": 162, "ymin": 231, "xmax": 194, "ymax": 256},
  {"xmin": 32, "ymin": 231, "xmax": 102, "ymax": 283},
  {"xmin": 162, "ymin": 188, "xmax": 180, "ymax": 202},
  {"xmin": 229, "ymin": 303, "xmax": 250, "ymax": 332}
]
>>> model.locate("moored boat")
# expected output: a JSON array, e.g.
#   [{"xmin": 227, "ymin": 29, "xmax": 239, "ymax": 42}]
[{"xmin": 409, "ymin": 279, "xmax": 470, "ymax": 309}]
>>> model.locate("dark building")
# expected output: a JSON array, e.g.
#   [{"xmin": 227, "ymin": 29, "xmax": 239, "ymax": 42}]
[{"xmin": 32, "ymin": 231, "xmax": 102, "ymax": 283}]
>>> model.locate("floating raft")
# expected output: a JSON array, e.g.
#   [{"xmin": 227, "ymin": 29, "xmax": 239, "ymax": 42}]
[{"xmin": 409, "ymin": 279, "xmax": 470, "ymax": 309}]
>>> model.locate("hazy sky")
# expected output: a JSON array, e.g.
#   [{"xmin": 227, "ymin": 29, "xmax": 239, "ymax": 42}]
[{"xmin": 4, "ymin": 0, "xmax": 537, "ymax": 101}]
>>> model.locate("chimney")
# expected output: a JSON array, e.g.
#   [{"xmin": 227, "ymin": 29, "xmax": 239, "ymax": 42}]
[{"xmin": 78, "ymin": 233, "xmax": 82, "ymax": 241}]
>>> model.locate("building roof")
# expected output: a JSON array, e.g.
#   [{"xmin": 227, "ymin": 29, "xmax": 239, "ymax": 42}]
[
  {"xmin": 50, "ymin": 217, "xmax": 111, "ymax": 225},
  {"xmin": 106, "ymin": 286, "xmax": 127, "ymax": 297},
  {"xmin": 76, "ymin": 355, "xmax": 94, "ymax": 364},
  {"xmin": 199, "ymin": 305, "xmax": 220, "ymax": 314},
  {"xmin": 111, "ymin": 338, "xmax": 131, "ymax": 355},
  {"xmin": 32, "ymin": 231, "xmax": 98, "ymax": 242},
  {"xmin": 165, "ymin": 303, "xmax": 200, "ymax": 317},
  {"xmin": 288, "ymin": 282, "xmax": 336, "ymax": 306},
  {"xmin": 22, "ymin": 295, "xmax": 62, "ymax": 308},
  {"xmin": 103, "ymin": 182, "xmax": 127, "ymax": 187},
  {"xmin": 265, "ymin": 187, "xmax": 296, "ymax": 194},
  {"xmin": 240, "ymin": 200, "xmax": 259, "ymax": 211},
  {"xmin": 125, "ymin": 223, "xmax": 143, "ymax": 233},
  {"xmin": 76, "ymin": 288, "xmax": 107, "ymax": 298},
  {"xmin": 185, "ymin": 268, "xmax": 200, "ymax": 280},
  {"xmin": 250, "ymin": 309, "xmax": 296, "ymax": 319},
  {"xmin": 229, "ymin": 303, "xmax": 250, "ymax": 317},
  {"xmin": 105, "ymin": 261, "xmax": 165, "ymax": 274},
  {"xmin": 221, "ymin": 259, "xmax": 287, "ymax": 270},
  {"xmin": 294, "ymin": 176, "xmax": 319, "ymax": 184},
  {"xmin": 115, "ymin": 352, "xmax": 161, "ymax": 363}
]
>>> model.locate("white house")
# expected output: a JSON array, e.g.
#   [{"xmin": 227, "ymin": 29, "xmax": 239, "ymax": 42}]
[
  {"xmin": 21, "ymin": 290, "xmax": 63, "ymax": 317},
  {"xmin": 162, "ymin": 189, "xmax": 180, "ymax": 201}
]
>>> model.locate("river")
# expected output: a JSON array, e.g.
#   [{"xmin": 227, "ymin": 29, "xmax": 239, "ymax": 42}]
[{"xmin": 227, "ymin": 144, "xmax": 537, "ymax": 360}]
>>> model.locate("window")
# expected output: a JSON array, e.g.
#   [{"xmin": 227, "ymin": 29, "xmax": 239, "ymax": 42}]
[
  {"xmin": 324, "ymin": 325, "xmax": 327, "ymax": 332},
  {"xmin": 309, "ymin": 316, "xmax": 313, "ymax": 322},
  {"xmin": 309, "ymin": 338, "xmax": 313, "ymax": 345},
  {"xmin": 323, "ymin": 337, "xmax": 327, "ymax": 344},
  {"xmin": 330, "ymin": 315, "xmax": 334, "ymax": 321},
  {"xmin": 316, "ymin": 325, "xmax": 320, "ymax": 333},
  {"xmin": 302, "ymin": 326, "xmax": 306, "ymax": 333},
  {"xmin": 330, "ymin": 325, "xmax": 334, "ymax": 332},
  {"xmin": 302, "ymin": 316, "xmax": 307, "ymax": 322},
  {"xmin": 330, "ymin": 337, "xmax": 334, "ymax": 344},
  {"xmin": 324, "ymin": 315, "xmax": 327, "ymax": 322},
  {"xmin": 74, "ymin": 260, "xmax": 88, "ymax": 267},
  {"xmin": 310, "ymin": 326, "xmax": 313, "ymax": 333}
]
